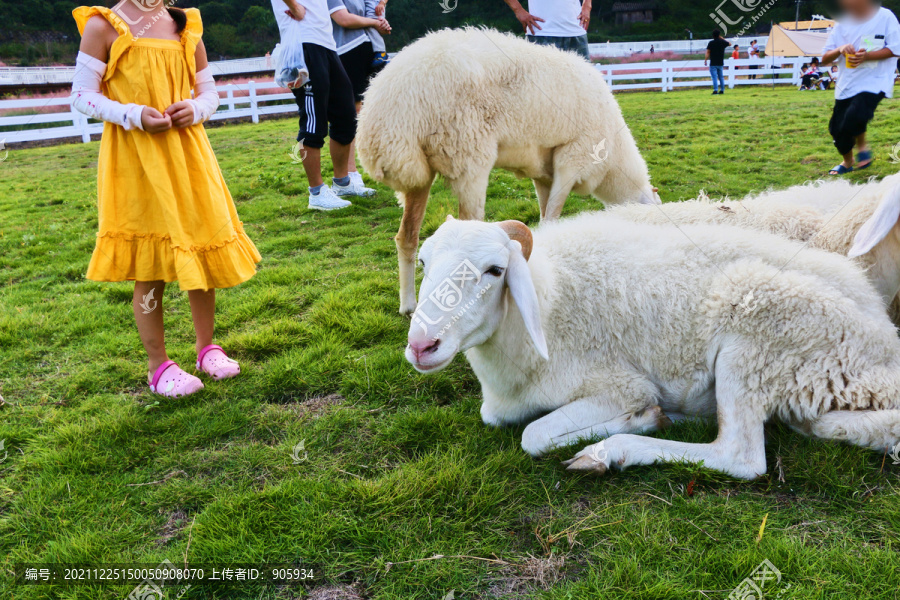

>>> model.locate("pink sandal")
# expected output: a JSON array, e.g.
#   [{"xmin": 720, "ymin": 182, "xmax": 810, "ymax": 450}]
[
  {"xmin": 149, "ymin": 361, "xmax": 204, "ymax": 397},
  {"xmin": 196, "ymin": 345, "xmax": 241, "ymax": 381}
]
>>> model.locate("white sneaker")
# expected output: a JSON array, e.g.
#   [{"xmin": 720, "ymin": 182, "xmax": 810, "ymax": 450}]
[
  {"xmin": 308, "ymin": 185, "xmax": 352, "ymax": 211},
  {"xmin": 333, "ymin": 172, "xmax": 376, "ymax": 197}
]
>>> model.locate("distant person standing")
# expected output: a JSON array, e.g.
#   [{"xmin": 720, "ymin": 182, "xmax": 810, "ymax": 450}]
[
  {"xmin": 327, "ymin": 0, "xmax": 393, "ymax": 195},
  {"xmin": 732, "ymin": 44, "xmax": 739, "ymax": 59},
  {"xmin": 272, "ymin": 0, "xmax": 360, "ymax": 210},
  {"xmin": 502, "ymin": 0, "xmax": 592, "ymax": 60},
  {"xmin": 748, "ymin": 39, "xmax": 760, "ymax": 79},
  {"xmin": 705, "ymin": 29, "xmax": 730, "ymax": 94}
]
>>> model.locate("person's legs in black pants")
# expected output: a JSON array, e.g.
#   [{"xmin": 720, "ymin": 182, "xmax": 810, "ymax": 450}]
[
  {"xmin": 324, "ymin": 49, "xmax": 356, "ymax": 180},
  {"xmin": 828, "ymin": 92, "xmax": 883, "ymax": 172}
]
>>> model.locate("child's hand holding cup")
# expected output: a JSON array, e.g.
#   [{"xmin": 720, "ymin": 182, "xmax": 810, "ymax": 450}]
[{"xmin": 839, "ymin": 44, "xmax": 860, "ymax": 68}]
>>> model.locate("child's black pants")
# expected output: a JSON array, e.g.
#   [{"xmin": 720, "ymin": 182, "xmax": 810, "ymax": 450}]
[{"xmin": 829, "ymin": 91, "xmax": 885, "ymax": 156}]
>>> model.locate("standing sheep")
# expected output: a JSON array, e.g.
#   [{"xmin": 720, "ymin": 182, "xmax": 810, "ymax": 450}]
[
  {"xmin": 356, "ymin": 27, "xmax": 659, "ymax": 315},
  {"xmin": 607, "ymin": 174, "xmax": 900, "ymax": 312},
  {"xmin": 404, "ymin": 215, "xmax": 900, "ymax": 479}
]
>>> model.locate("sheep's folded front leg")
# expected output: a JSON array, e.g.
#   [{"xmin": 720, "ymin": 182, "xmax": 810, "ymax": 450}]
[
  {"xmin": 520, "ymin": 398, "xmax": 671, "ymax": 457},
  {"xmin": 565, "ymin": 346, "xmax": 769, "ymax": 480}
]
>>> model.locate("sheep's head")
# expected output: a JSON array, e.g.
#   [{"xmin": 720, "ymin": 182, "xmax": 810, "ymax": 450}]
[{"xmin": 405, "ymin": 217, "xmax": 548, "ymax": 373}]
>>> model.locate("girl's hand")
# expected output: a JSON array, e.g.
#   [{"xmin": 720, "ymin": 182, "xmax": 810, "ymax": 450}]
[
  {"xmin": 375, "ymin": 0, "xmax": 386, "ymax": 16},
  {"xmin": 838, "ymin": 44, "xmax": 856, "ymax": 56},
  {"xmin": 141, "ymin": 106, "xmax": 172, "ymax": 133},
  {"xmin": 165, "ymin": 101, "xmax": 195, "ymax": 128}
]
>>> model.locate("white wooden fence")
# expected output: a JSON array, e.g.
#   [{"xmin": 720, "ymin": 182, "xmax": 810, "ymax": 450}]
[
  {"xmin": 0, "ymin": 80, "xmax": 296, "ymax": 144},
  {"xmin": 0, "ymin": 57, "xmax": 808, "ymax": 145},
  {"xmin": 0, "ymin": 56, "xmax": 273, "ymax": 86},
  {"xmin": 589, "ymin": 36, "xmax": 768, "ymax": 58},
  {"xmin": 597, "ymin": 57, "xmax": 806, "ymax": 92}
]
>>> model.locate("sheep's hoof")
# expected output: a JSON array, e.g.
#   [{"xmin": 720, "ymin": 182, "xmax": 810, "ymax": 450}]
[
  {"xmin": 399, "ymin": 302, "xmax": 417, "ymax": 317},
  {"xmin": 563, "ymin": 455, "xmax": 608, "ymax": 475},
  {"xmin": 650, "ymin": 405, "xmax": 673, "ymax": 430}
]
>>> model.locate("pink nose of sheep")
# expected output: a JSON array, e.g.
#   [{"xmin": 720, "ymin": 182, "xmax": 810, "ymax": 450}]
[{"xmin": 407, "ymin": 337, "xmax": 440, "ymax": 363}]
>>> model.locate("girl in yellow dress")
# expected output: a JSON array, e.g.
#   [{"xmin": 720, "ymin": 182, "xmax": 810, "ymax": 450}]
[{"xmin": 72, "ymin": 2, "xmax": 261, "ymax": 398}]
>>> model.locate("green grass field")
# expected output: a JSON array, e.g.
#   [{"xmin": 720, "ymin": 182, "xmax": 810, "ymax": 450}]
[{"xmin": 2, "ymin": 86, "xmax": 900, "ymax": 600}]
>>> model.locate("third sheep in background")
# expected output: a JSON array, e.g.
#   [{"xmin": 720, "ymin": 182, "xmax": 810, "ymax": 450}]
[{"xmin": 357, "ymin": 27, "xmax": 659, "ymax": 315}]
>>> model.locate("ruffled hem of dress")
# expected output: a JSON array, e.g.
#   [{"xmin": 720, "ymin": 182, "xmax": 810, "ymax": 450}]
[{"xmin": 86, "ymin": 228, "xmax": 261, "ymax": 291}]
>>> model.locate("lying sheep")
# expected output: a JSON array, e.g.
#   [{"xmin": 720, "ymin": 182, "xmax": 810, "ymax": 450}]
[
  {"xmin": 356, "ymin": 27, "xmax": 659, "ymax": 315},
  {"xmin": 607, "ymin": 174, "xmax": 900, "ymax": 311},
  {"xmin": 404, "ymin": 215, "xmax": 900, "ymax": 479}
]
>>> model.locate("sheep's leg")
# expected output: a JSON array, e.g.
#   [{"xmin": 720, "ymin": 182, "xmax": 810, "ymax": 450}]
[
  {"xmin": 520, "ymin": 399, "xmax": 670, "ymax": 457},
  {"xmin": 794, "ymin": 410, "xmax": 900, "ymax": 453},
  {"xmin": 542, "ymin": 172, "xmax": 578, "ymax": 221},
  {"xmin": 396, "ymin": 187, "xmax": 430, "ymax": 316},
  {"xmin": 533, "ymin": 179, "xmax": 551, "ymax": 219},
  {"xmin": 565, "ymin": 348, "xmax": 768, "ymax": 479},
  {"xmin": 450, "ymin": 166, "xmax": 492, "ymax": 221}
]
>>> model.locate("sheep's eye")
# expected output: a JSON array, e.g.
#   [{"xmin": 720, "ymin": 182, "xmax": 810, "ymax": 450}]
[
  {"xmin": 485, "ymin": 266, "xmax": 504, "ymax": 277},
  {"xmin": 418, "ymin": 259, "xmax": 425, "ymax": 268}
]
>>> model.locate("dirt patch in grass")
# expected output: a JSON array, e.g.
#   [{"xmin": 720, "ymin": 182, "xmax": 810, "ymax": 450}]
[
  {"xmin": 281, "ymin": 393, "xmax": 346, "ymax": 418},
  {"xmin": 481, "ymin": 555, "xmax": 568, "ymax": 599},
  {"xmin": 307, "ymin": 584, "xmax": 364, "ymax": 600},
  {"xmin": 155, "ymin": 509, "xmax": 189, "ymax": 547}
]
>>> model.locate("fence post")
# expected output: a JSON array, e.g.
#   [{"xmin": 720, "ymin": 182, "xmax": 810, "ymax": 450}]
[
  {"xmin": 226, "ymin": 85, "xmax": 235, "ymax": 115},
  {"xmin": 728, "ymin": 60, "xmax": 735, "ymax": 89},
  {"xmin": 605, "ymin": 66, "xmax": 613, "ymax": 90},
  {"xmin": 249, "ymin": 80, "xmax": 259, "ymax": 124},
  {"xmin": 661, "ymin": 59, "xmax": 667, "ymax": 92}
]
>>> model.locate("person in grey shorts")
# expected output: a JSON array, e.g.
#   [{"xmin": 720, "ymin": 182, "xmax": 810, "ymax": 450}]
[{"xmin": 503, "ymin": 0, "xmax": 591, "ymax": 60}]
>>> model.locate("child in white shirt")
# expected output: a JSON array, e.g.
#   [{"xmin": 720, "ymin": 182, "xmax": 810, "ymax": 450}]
[{"xmin": 822, "ymin": 0, "xmax": 900, "ymax": 174}]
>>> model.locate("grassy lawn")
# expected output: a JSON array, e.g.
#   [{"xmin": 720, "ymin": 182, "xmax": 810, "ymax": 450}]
[{"xmin": 2, "ymin": 85, "xmax": 900, "ymax": 600}]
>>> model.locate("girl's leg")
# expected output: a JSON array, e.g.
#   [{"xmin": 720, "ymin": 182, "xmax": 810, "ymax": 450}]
[
  {"xmin": 188, "ymin": 288, "xmax": 215, "ymax": 353},
  {"xmin": 133, "ymin": 280, "xmax": 169, "ymax": 373},
  {"xmin": 189, "ymin": 288, "xmax": 241, "ymax": 380}
]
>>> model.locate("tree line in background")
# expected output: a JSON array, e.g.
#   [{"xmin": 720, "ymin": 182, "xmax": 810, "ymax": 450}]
[{"xmin": 2, "ymin": 0, "xmax": 899, "ymax": 65}]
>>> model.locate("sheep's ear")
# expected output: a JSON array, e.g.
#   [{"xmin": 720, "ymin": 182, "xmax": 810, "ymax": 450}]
[
  {"xmin": 506, "ymin": 241, "xmax": 549, "ymax": 360},
  {"xmin": 849, "ymin": 186, "xmax": 900, "ymax": 258},
  {"xmin": 445, "ymin": 214, "xmax": 455, "ymax": 222}
]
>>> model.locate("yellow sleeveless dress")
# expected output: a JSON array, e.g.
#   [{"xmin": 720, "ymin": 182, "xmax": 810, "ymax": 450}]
[{"xmin": 73, "ymin": 6, "xmax": 260, "ymax": 291}]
